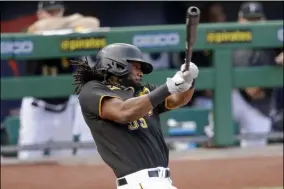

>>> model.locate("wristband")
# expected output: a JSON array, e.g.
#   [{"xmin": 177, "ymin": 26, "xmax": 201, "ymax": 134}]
[{"xmin": 147, "ymin": 84, "xmax": 171, "ymax": 108}]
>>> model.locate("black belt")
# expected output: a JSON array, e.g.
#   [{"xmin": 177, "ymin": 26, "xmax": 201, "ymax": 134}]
[
  {"xmin": 117, "ymin": 170, "xmax": 170, "ymax": 186},
  {"xmin": 31, "ymin": 100, "xmax": 68, "ymax": 113}
]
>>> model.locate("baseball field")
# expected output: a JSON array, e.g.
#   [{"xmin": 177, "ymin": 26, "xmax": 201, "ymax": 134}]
[{"xmin": 1, "ymin": 145, "xmax": 283, "ymax": 189}]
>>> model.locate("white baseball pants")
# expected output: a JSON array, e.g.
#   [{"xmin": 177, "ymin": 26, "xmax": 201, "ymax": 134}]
[{"xmin": 117, "ymin": 167, "xmax": 178, "ymax": 189}]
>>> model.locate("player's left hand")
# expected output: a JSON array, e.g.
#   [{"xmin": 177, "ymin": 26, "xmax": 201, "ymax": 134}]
[{"xmin": 180, "ymin": 62, "xmax": 199, "ymax": 84}]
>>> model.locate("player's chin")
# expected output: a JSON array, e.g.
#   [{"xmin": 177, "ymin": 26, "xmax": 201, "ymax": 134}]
[
  {"xmin": 132, "ymin": 77, "xmax": 141, "ymax": 84},
  {"xmin": 131, "ymin": 80, "xmax": 142, "ymax": 89},
  {"xmin": 134, "ymin": 82, "xmax": 142, "ymax": 88}
]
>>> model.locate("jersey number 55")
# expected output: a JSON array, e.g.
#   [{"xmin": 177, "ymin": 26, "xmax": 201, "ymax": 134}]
[{"xmin": 128, "ymin": 118, "xmax": 148, "ymax": 130}]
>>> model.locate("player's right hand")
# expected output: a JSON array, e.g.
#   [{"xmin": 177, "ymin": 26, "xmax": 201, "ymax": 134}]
[{"xmin": 166, "ymin": 71, "xmax": 191, "ymax": 94}]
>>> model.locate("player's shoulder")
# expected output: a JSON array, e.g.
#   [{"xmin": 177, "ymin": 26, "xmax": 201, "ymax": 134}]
[{"xmin": 81, "ymin": 80, "xmax": 109, "ymax": 94}]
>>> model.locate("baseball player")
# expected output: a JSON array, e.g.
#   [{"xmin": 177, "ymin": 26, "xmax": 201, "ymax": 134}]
[
  {"xmin": 18, "ymin": 1, "xmax": 75, "ymax": 159},
  {"xmin": 71, "ymin": 43, "xmax": 199, "ymax": 189}
]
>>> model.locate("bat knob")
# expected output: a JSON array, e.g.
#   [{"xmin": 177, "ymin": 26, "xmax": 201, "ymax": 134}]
[{"xmin": 187, "ymin": 6, "xmax": 200, "ymax": 16}]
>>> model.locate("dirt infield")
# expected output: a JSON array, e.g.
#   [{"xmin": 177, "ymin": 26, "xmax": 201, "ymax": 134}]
[{"xmin": 1, "ymin": 149, "xmax": 283, "ymax": 189}]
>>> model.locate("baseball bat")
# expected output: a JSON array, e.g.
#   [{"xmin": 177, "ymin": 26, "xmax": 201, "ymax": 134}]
[{"xmin": 184, "ymin": 6, "xmax": 201, "ymax": 71}]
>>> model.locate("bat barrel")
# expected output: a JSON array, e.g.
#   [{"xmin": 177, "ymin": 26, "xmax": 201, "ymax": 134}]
[
  {"xmin": 185, "ymin": 6, "xmax": 200, "ymax": 71},
  {"xmin": 187, "ymin": 6, "xmax": 200, "ymax": 16}
]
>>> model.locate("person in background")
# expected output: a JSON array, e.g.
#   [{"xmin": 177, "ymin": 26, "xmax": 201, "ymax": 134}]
[
  {"xmin": 205, "ymin": 2, "xmax": 281, "ymax": 148},
  {"xmin": 18, "ymin": 1, "xmax": 75, "ymax": 159},
  {"xmin": 30, "ymin": 1, "xmax": 101, "ymax": 156},
  {"xmin": 27, "ymin": 1, "xmax": 65, "ymax": 33},
  {"xmin": 20, "ymin": 1, "xmax": 101, "ymax": 158}
]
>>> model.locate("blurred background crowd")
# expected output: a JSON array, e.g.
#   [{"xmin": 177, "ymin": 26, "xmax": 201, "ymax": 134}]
[{"xmin": 1, "ymin": 1, "xmax": 283, "ymax": 159}]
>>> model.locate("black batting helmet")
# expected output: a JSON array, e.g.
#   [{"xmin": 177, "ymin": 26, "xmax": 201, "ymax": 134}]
[{"xmin": 94, "ymin": 43, "xmax": 153, "ymax": 77}]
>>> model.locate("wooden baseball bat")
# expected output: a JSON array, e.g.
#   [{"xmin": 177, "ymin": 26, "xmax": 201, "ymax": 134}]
[{"xmin": 185, "ymin": 6, "xmax": 200, "ymax": 71}]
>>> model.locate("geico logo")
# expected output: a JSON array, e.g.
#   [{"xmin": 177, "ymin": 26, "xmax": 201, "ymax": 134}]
[
  {"xmin": 1, "ymin": 41, "xmax": 33, "ymax": 54},
  {"xmin": 133, "ymin": 33, "xmax": 180, "ymax": 47}
]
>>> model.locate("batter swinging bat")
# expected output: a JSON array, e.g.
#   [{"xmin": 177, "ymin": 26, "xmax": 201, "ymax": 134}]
[{"xmin": 185, "ymin": 6, "xmax": 201, "ymax": 71}]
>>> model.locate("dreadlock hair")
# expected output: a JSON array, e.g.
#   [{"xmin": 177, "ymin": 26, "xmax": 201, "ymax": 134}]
[{"xmin": 70, "ymin": 58, "xmax": 104, "ymax": 95}]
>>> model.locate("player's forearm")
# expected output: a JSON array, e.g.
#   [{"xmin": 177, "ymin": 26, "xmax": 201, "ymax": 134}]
[
  {"xmin": 119, "ymin": 84, "xmax": 171, "ymax": 123},
  {"xmin": 119, "ymin": 96, "xmax": 154, "ymax": 123},
  {"xmin": 166, "ymin": 88, "xmax": 195, "ymax": 109}
]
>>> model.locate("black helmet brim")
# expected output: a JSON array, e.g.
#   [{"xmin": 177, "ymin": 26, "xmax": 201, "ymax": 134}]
[{"xmin": 126, "ymin": 58, "xmax": 153, "ymax": 74}]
